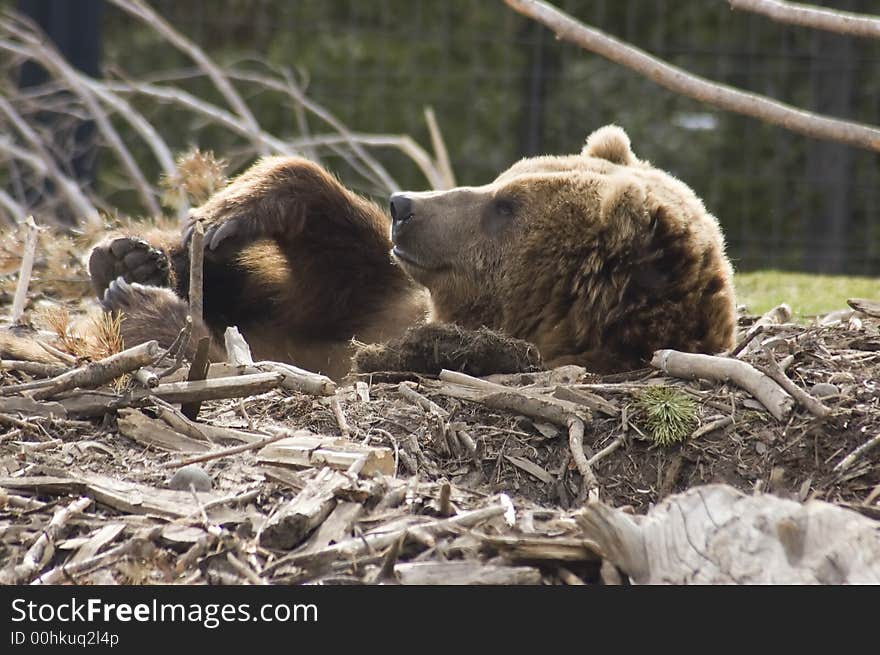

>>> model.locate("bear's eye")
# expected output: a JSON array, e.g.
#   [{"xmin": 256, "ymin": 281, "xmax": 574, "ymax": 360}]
[{"xmin": 494, "ymin": 199, "xmax": 515, "ymax": 217}]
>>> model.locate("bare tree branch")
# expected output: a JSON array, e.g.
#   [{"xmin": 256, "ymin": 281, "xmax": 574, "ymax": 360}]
[
  {"xmin": 504, "ymin": 0, "xmax": 880, "ymax": 152},
  {"xmin": 0, "ymin": 94, "xmax": 100, "ymax": 224},
  {"xmin": 107, "ymin": 0, "xmax": 268, "ymax": 155},
  {"xmin": 0, "ymin": 20, "xmax": 159, "ymax": 216},
  {"xmin": 729, "ymin": 0, "xmax": 880, "ymax": 40}
]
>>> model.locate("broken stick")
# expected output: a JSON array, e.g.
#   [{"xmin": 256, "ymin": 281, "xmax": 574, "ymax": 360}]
[
  {"xmin": 31, "ymin": 341, "xmax": 160, "ymax": 400},
  {"xmin": 651, "ymin": 349, "xmax": 793, "ymax": 421}
]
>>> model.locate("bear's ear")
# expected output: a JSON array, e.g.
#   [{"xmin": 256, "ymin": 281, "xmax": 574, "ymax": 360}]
[{"xmin": 583, "ymin": 125, "xmax": 636, "ymax": 165}]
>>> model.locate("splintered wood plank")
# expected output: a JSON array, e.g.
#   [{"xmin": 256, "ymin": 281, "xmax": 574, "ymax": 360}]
[
  {"xmin": 257, "ymin": 432, "xmax": 394, "ymax": 476},
  {"xmin": 259, "ymin": 467, "xmax": 351, "ymax": 550},
  {"xmin": 296, "ymin": 501, "xmax": 363, "ymax": 554},
  {"xmin": 117, "ymin": 409, "xmax": 211, "ymax": 453},
  {"xmin": 504, "ymin": 455, "xmax": 554, "ymax": 484},
  {"xmin": 481, "ymin": 534, "xmax": 603, "ymax": 562},
  {"xmin": 0, "ymin": 473, "xmax": 238, "ymax": 521},
  {"xmin": 69, "ymin": 523, "xmax": 126, "ymax": 565},
  {"xmin": 394, "ymin": 561, "xmax": 542, "ymax": 585},
  {"xmin": 848, "ymin": 297, "xmax": 880, "ymax": 318}
]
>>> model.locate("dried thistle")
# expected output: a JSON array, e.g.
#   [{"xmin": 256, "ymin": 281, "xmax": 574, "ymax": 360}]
[
  {"xmin": 636, "ymin": 385, "xmax": 697, "ymax": 446},
  {"xmin": 161, "ymin": 148, "xmax": 228, "ymax": 209},
  {"xmin": 88, "ymin": 310, "xmax": 124, "ymax": 360},
  {"xmin": 40, "ymin": 305, "xmax": 82, "ymax": 355}
]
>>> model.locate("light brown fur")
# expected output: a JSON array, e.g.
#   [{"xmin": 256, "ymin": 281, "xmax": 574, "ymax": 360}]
[{"xmin": 69, "ymin": 124, "xmax": 735, "ymax": 378}]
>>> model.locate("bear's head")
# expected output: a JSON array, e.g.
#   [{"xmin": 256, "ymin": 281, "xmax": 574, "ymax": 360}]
[{"xmin": 389, "ymin": 125, "xmax": 736, "ymax": 372}]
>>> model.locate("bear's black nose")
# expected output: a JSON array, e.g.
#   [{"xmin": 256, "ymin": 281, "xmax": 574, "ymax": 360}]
[{"xmin": 390, "ymin": 193, "xmax": 413, "ymax": 226}]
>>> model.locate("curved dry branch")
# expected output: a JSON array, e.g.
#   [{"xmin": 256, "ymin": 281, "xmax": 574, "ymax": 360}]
[
  {"xmin": 0, "ymin": 34, "xmax": 180, "ymax": 218},
  {"xmin": 729, "ymin": 0, "xmax": 880, "ymax": 40},
  {"xmin": 0, "ymin": 94, "xmax": 100, "ymax": 224},
  {"xmin": 108, "ymin": 0, "xmax": 267, "ymax": 155},
  {"xmin": 505, "ymin": 0, "xmax": 880, "ymax": 152},
  {"xmin": 0, "ymin": 24, "xmax": 159, "ymax": 216},
  {"xmin": 102, "ymin": 79, "xmax": 289, "ymax": 155},
  {"xmin": 227, "ymin": 69, "xmax": 401, "ymax": 192}
]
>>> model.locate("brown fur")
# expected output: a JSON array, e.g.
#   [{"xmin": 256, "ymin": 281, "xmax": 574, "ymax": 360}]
[
  {"xmin": 392, "ymin": 124, "xmax": 736, "ymax": 372},
  {"xmin": 81, "ymin": 124, "xmax": 735, "ymax": 378}
]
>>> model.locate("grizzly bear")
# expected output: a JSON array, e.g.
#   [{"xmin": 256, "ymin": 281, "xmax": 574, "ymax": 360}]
[{"xmin": 76, "ymin": 124, "xmax": 736, "ymax": 379}]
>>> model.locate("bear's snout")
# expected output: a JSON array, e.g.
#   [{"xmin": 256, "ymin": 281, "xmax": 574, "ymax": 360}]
[{"xmin": 390, "ymin": 193, "xmax": 414, "ymax": 230}]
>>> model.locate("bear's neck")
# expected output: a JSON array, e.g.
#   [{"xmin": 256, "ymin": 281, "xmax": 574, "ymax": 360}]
[{"xmin": 428, "ymin": 287, "xmax": 504, "ymax": 330}]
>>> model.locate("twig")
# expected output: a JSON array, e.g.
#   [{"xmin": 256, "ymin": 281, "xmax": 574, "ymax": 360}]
[
  {"xmin": 438, "ymin": 370, "xmax": 591, "ymax": 427},
  {"xmin": 31, "ymin": 532, "xmax": 158, "ymax": 585},
  {"xmin": 154, "ymin": 317, "xmax": 193, "ymax": 379},
  {"xmin": 0, "ymin": 94, "xmax": 99, "ymax": 223},
  {"xmin": 263, "ymin": 503, "xmax": 507, "ymax": 576},
  {"xmin": 330, "ymin": 395, "xmax": 351, "ymax": 439},
  {"xmin": 31, "ymin": 340, "xmax": 160, "ymax": 400},
  {"xmin": 586, "ymin": 435, "xmax": 625, "ymax": 467},
  {"xmin": 568, "ymin": 416, "xmax": 598, "ymax": 491},
  {"xmin": 651, "ymin": 349, "xmax": 793, "ymax": 421},
  {"xmin": 225, "ymin": 552, "xmax": 267, "ymax": 585},
  {"xmin": 165, "ymin": 428, "xmax": 291, "ymax": 468},
  {"xmin": 423, "ymin": 106, "xmax": 456, "ymax": 189},
  {"xmin": 729, "ymin": 0, "xmax": 880, "ymax": 40},
  {"xmin": 504, "ymin": 0, "xmax": 880, "ymax": 151},
  {"xmin": 56, "ymin": 371, "xmax": 284, "ymax": 417},
  {"xmin": 36, "ymin": 341, "xmax": 76, "ymax": 365},
  {"xmin": 1, "ymin": 496, "xmax": 92, "ymax": 584},
  {"xmin": 398, "ymin": 381, "xmax": 449, "ymax": 417},
  {"xmin": 180, "ymin": 336, "xmax": 210, "ymax": 420},
  {"xmin": 188, "ymin": 221, "xmax": 204, "ymax": 324},
  {"xmin": 0, "ymin": 360, "xmax": 66, "ymax": 378},
  {"xmin": 107, "ymin": 0, "xmax": 267, "ymax": 154},
  {"xmin": 833, "ymin": 433, "xmax": 880, "ymax": 475},
  {"xmin": 10, "ymin": 216, "xmax": 39, "ymax": 324},
  {"xmin": 759, "ymin": 355, "xmax": 831, "ymax": 418},
  {"xmin": 691, "ymin": 416, "xmax": 735, "ymax": 440},
  {"xmin": 729, "ymin": 324, "xmax": 764, "ymax": 358},
  {"xmin": 0, "ymin": 24, "xmax": 160, "ymax": 214}
]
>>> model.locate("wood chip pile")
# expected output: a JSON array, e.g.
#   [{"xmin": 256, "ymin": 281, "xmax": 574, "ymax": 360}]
[{"xmin": 1, "ymin": 231, "xmax": 879, "ymax": 584}]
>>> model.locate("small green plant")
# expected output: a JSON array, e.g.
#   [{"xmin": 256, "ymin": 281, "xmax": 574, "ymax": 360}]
[{"xmin": 637, "ymin": 385, "xmax": 697, "ymax": 446}]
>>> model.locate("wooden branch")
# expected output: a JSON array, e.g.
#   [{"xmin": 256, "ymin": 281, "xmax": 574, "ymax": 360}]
[
  {"xmin": 166, "ymin": 429, "xmax": 292, "ymax": 468},
  {"xmin": 188, "ymin": 221, "xmax": 204, "ymax": 325},
  {"xmin": 568, "ymin": 417, "xmax": 597, "ymax": 491},
  {"xmin": 256, "ymin": 361, "xmax": 337, "ymax": 396},
  {"xmin": 833, "ymin": 433, "xmax": 880, "ymax": 475},
  {"xmin": 0, "ymin": 94, "xmax": 99, "ymax": 223},
  {"xmin": 0, "ymin": 29, "xmax": 161, "ymax": 215},
  {"xmin": 760, "ymin": 355, "xmax": 831, "ymax": 418},
  {"xmin": 263, "ymin": 503, "xmax": 507, "ymax": 575},
  {"xmin": 107, "ymin": 0, "xmax": 267, "ymax": 154},
  {"xmin": 102, "ymin": 79, "xmax": 287, "ymax": 153},
  {"xmin": 848, "ymin": 298, "xmax": 880, "ymax": 318},
  {"xmin": 729, "ymin": 0, "xmax": 880, "ymax": 40},
  {"xmin": 398, "ymin": 381, "xmax": 449, "ymax": 417},
  {"xmin": 10, "ymin": 215, "xmax": 38, "ymax": 324},
  {"xmin": 423, "ymin": 106, "xmax": 456, "ymax": 189},
  {"xmin": 504, "ymin": 0, "xmax": 880, "ymax": 151},
  {"xmin": 32, "ymin": 532, "xmax": 157, "ymax": 585},
  {"xmin": 180, "ymin": 336, "xmax": 210, "ymax": 420},
  {"xmin": 0, "ymin": 359, "xmax": 67, "ymax": 378},
  {"xmin": 652, "ymin": 349, "xmax": 793, "ymax": 421},
  {"xmin": 56, "ymin": 372, "xmax": 283, "ymax": 417},
  {"xmin": 31, "ymin": 340, "xmax": 160, "ymax": 400},
  {"xmin": 438, "ymin": 370, "xmax": 591, "ymax": 427},
  {"xmin": 1, "ymin": 496, "xmax": 92, "ymax": 584}
]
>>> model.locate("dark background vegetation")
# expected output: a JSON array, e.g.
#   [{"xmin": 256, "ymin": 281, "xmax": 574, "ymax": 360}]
[{"xmin": 10, "ymin": 0, "xmax": 880, "ymax": 275}]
